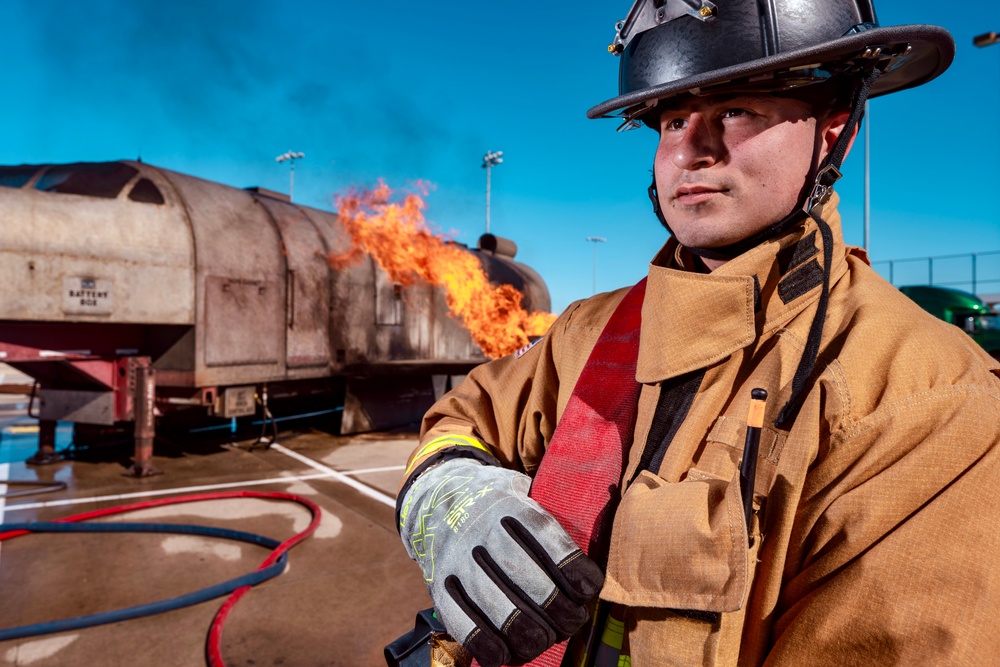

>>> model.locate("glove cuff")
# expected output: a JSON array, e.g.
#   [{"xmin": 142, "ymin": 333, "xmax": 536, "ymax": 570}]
[{"xmin": 396, "ymin": 435, "xmax": 501, "ymax": 533}]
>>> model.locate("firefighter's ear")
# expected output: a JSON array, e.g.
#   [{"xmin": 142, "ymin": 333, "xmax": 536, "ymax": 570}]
[{"xmin": 819, "ymin": 111, "xmax": 857, "ymax": 164}]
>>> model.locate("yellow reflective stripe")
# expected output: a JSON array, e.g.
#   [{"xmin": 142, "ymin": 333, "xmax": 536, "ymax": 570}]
[
  {"xmin": 404, "ymin": 435, "xmax": 491, "ymax": 476},
  {"xmin": 599, "ymin": 614, "xmax": 625, "ymax": 651}
]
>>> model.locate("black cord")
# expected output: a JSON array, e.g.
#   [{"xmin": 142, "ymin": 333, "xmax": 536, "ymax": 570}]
[
  {"xmin": 27, "ymin": 381, "xmax": 39, "ymax": 419},
  {"xmin": 248, "ymin": 385, "xmax": 278, "ymax": 449},
  {"xmin": 774, "ymin": 212, "xmax": 835, "ymax": 428}
]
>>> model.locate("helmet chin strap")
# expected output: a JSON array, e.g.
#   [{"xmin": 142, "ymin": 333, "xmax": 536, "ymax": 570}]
[
  {"xmin": 646, "ymin": 65, "xmax": 884, "ymax": 427},
  {"xmin": 774, "ymin": 65, "xmax": 882, "ymax": 428}
]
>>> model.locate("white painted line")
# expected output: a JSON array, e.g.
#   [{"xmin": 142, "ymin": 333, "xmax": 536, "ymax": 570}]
[
  {"xmin": 2, "ymin": 455, "xmax": 402, "ymax": 515},
  {"xmin": 3, "ymin": 471, "xmax": 333, "ymax": 513},
  {"xmin": 0, "ymin": 462, "xmax": 8, "ymax": 565},
  {"xmin": 343, "ymin": 465, "xmax": 405, "ymax": 476},
  {"xmin": 0, "ymin": 464, "xmax": 7, "ymax": 510},
  {"xmin": 269, "ymin": 443, "xmax": 397, "ymax": 508}
]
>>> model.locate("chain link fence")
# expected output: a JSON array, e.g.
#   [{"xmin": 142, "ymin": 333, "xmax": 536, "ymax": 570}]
[{"xmin": 872, "ymin": 250, "xmax": 1000, "ymax": 299}]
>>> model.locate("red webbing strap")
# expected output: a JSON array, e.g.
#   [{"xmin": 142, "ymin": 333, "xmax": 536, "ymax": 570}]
[{"xmin": 524, "ymin": 278, "xmax": 646, "ymax": 667}]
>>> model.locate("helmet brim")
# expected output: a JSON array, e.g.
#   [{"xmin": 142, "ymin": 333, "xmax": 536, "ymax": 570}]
[{"xmin": 586, "ymin": 24, "xmax": 954, "ymax": 120}]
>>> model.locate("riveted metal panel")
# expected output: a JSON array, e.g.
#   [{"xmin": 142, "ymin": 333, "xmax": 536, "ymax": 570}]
[{"xmin": 203, "ymin": 276, "xmax": 283, "ymax": 366}]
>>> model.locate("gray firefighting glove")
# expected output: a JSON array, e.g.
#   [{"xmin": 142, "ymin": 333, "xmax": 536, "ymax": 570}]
[{"xmin": 398, "ymin": 457, "xmax": 604, "ymax": 667}]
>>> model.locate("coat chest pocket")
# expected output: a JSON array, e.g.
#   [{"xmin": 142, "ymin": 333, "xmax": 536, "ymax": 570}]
[
  {"xmin": 601, "ymin": 467, "xmax": 758, "ymax": 613},
  {"xmin": 594, "ymin": 415, "xmax": 783, "ymax": 664}
]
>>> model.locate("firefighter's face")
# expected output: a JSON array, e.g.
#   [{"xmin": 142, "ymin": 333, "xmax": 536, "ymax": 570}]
[{"xmin": 653, "ymin": 93, "xmax": 850, "ymax": 258}]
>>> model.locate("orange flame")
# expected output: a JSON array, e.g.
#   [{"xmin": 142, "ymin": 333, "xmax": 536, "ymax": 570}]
[{"xmin": 328, "ymin": 181, "xmax": 556, "ymax": 359}]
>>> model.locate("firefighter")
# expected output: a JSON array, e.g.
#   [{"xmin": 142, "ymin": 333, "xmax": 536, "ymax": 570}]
[{"xmin": 394, "ymin": 1, "xmax": 1000, "ymax": 665}]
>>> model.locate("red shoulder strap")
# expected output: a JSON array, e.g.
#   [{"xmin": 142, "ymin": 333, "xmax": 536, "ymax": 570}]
[
  {"xmin": 530, "ymin": 278, "xmax": 646, "ymax": 557},
  {"xmin": 521, "ymin": 278, "xmax": 646, "ymax": 667}
]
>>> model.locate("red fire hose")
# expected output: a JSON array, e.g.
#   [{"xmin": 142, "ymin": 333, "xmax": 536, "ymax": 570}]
[{"xmin": 0, "ymin": 490, "xmax": 322, "ymax": 667}]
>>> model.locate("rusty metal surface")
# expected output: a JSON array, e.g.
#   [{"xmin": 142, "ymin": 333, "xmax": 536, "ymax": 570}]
[
  {"xmin": 126, "ymin": 359, "xmax": 160, "ymax": 477},
  {"xmin": 477, "ymin": 233, "xmax": 517, "ymax": 259}
]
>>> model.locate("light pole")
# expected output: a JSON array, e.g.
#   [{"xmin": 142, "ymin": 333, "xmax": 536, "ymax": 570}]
[
  {"xmin": 974, "ymin": 31, "xmax": 999, "ymax": 116},
  {"xmin": 276, "ymin": 150, "xmax": 305, "ymax": 200},
  {"xmin": 864, "ymin": 100, "xmax": 870, "ymax": 252},
  {"xmin": 974, "ymin": 31, "xmax": 999, "ymax": 114},
  {"xmin": 974, "ymin": 31, "xmax": 998, "ymax": 295},
  {"xmin": 586, "ymin": 236, "xmax": 606, "ymax": 295},
  {"xmin": 482, "ymin": 150, "xmax": 503, "ymax": 234}
]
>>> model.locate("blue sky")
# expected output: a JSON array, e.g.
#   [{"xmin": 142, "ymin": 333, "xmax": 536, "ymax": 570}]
[{"xmin": 2, "ymin": 1, "xmax": 998, "ymax": 313}]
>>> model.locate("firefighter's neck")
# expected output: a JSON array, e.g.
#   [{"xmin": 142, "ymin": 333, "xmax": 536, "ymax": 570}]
[{"xmin": 700, "ymin": 256, "xmax": 726, "ymax": 272}]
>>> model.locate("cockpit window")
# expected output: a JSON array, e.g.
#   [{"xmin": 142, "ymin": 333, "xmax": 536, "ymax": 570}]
[
  {"xmin": 128, "ymin": 177, "xmax": 165, "ymax": 205},
  {"xmin": 35, "ymin": 163, "xmax": 138, "ymax": 199},
  {"xmin": 0, "ymin": 165, "xmax": 39, "ymax": 189}
]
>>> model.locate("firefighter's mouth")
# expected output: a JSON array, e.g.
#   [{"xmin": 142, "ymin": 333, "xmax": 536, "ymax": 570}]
[{"xmin": 673, "ymin": 185, "xmax": 728, "ymax": 205}]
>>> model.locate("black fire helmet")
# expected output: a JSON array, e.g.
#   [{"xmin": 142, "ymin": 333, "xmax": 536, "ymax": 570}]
[{"xmin": 587, "ymin": 0, "xmax": 954, "ymax": 129}]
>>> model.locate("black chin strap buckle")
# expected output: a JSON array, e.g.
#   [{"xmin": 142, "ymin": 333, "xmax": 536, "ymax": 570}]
[{"xmin": 806, "ymin": 164, "xmax": 842, "ymax": 212}]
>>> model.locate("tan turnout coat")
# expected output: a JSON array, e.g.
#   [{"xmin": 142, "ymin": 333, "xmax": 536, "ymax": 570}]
[{"xmin": 408, "ymin": 198, "xmax": 1000, "ymax": 665}]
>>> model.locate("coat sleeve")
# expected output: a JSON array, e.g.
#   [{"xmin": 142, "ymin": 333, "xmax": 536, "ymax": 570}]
[
  {"xmin": 401, "ymin": 300, "xmax": 588, "ymax": 485},
  {"xmin": 764, "ymin": 382, "xmax": 1000, "ymax": 665}
]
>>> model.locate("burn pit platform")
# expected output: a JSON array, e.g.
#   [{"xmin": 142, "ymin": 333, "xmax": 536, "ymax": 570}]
[{"xmin": 0, "ymin": 424, "xmax": 429, "ymax": 667}]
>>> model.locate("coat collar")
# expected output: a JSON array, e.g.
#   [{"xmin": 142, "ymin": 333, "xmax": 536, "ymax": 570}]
[{"xmin": 636, "ymin": 196, "xmax": 851, "ymax": 384}]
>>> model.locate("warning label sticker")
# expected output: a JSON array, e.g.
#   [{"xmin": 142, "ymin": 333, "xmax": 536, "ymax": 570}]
[
  {"xmin": 223, "ymin": 385, "xmax": 257, "ymax": 418},
  {"xmin": 62, "ymin": 277, "xmax": 114, "ymax": 315}
]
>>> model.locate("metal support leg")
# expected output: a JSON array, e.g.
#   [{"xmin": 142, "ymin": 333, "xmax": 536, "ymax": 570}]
[
  {"xmin": 26, "ymin": 419, "xmax": 62, "ymax": 465},
  {"xmin": 125, "ymin": 362, "xmax": 161, "ymax": 477}
]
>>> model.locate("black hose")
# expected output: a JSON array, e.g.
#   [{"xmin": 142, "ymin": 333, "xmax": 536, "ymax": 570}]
[{"xmin": 0, "ymin": 520, "xmax": 286, "ymax": 642}]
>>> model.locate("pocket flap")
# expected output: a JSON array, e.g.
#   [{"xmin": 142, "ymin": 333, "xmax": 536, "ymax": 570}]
[{"xmin": 601, "ymin": 469, "xmax": 749, "ymax": 612}]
